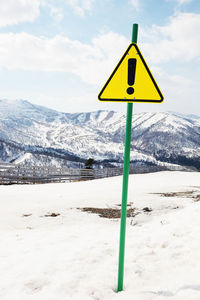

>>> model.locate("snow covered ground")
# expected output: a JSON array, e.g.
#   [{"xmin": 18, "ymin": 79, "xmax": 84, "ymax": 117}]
[{"xmin": 1, "ymin": 171, "xmax": 200, "ymax": 300}]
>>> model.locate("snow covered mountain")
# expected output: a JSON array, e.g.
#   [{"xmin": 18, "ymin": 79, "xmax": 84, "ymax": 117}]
[{"xmin": 0, "ymin": 99, "xmax": 200, "ymax": 170}]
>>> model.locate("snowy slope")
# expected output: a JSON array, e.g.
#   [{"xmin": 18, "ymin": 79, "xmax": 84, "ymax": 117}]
[
  {"xmin": 0, "ymin": 99, "xmax": 200, "ymax": 169},
  {"xmin": 1, "ymin": 171, "xmax": 200, "ymax": 299}
]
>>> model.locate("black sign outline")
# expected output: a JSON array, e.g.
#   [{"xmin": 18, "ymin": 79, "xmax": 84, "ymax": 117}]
[{"xmin": 98, "ymin": 43, "xmax": 164, "ymax": 103}]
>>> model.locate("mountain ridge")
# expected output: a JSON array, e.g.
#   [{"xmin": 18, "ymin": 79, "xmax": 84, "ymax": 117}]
[{"xmin": 0, "ymin": 99, "xmax": 200, "ymax": 170}]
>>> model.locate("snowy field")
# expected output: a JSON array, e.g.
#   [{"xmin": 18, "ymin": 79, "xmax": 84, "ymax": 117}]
[{"xmin": 1, "ymin": 171, "xmax": 200, "ymax": 300}]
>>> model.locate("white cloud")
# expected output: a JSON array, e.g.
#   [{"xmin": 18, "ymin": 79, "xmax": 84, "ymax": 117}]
[
  {"xmin": 157, "ymin": 70, "xmax": 200, "ymax": 113},
  {"xmin": 129, "ymin": 0, "xmax": 140, "ymax": 11},
  {"xmin": 0, "ymin": 12, "xmax": 199, "ymax": 89},
  {"xmin": 0, "ymin": 0, "xmax": 40, "ymax": 27},
  {"xmin": 161, "ymin": 73, "xmax": 193, "ymax": 95},
  {"xmin": 0, "ymin": 31, "xmax": 129, "ymax": 85},
  {"xmin": 177, "ymin": 0, "xmax": 192, "ymax": 4},
  {"xmin": 49, "ymin": 5, "xmax": 64, "ymax": 22},
  {"xmin": 141, "ymin": 12, "xmax": 200, "ymax": 63},
  {"xmin": 64, "ymin": 0, "xmax": 94, "ymax": 16},
  {"xmin": 167, "ymin": 0, "xmax": 193, "ymax": 4}
]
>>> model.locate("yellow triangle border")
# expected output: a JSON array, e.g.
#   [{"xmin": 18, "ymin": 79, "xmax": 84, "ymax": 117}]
[{"xmin": 98, "ymin": 43, "xmax": 164, "ymax": 103}]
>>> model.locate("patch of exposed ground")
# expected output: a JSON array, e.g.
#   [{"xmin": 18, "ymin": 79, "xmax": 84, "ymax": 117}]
[
  {"xmin": 152, "ymin": 190, "xmax": 200, "ymax": 201},
  {"xmin": 42, "ymin": 213, "xmax": 60, "ymax": 217},
  {"xmin": 22, "ymin": 214, "xmax": 32, "ymax": 217},
  {"xmin": 77, "ymin": 206, "xmax": 153, "ymax": 219},
  {"xmin": 78, "ymin": 207, "xmax": 137, "ymax": 219}
]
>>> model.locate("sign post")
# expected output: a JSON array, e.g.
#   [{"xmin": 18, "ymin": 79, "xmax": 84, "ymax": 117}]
[
  {"xmin": 98, "ymin": 23, "xmax": 164, "ymax": 292},
  {"xmin": 117, "ymin": 23, "xmax": 138, "ymax": 292}
]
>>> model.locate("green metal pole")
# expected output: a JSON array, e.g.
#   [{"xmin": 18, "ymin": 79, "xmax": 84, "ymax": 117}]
[{"xmin": 117, "ymin": 23, "xmax": 138, "ymax": 292}]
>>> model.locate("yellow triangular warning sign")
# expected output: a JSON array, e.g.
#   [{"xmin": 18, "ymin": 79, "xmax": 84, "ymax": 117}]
[{"xmin": 98, "ymin": 43, "xmax": 164, "ymax": 103}]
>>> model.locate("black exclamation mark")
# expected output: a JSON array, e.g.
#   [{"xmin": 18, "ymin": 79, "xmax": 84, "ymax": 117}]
[{"xmin": 126, "ymin": 58, "xmax": 136, "ymax": 95}]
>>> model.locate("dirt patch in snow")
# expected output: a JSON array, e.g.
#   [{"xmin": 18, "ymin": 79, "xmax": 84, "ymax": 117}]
[
  {"xmin": 22, "ymin": 214, "xmax": 32, "ymax": 217},
  {"xmin": 152, "ymin": 190, "xmax": 200, "ymax": 201},
  {"xmin": 78, "ymin": 207, "xmax": 138, "ymax": 219},
  {"xmin": 43, "ymin": 212, "xmax": 60, "ymax": 217}
]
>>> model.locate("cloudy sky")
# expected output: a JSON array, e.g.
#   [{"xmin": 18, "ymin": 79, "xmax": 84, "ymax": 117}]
[{"xmin": 0, "ymin": 0, "xmax": 199, "ymax": 114}]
